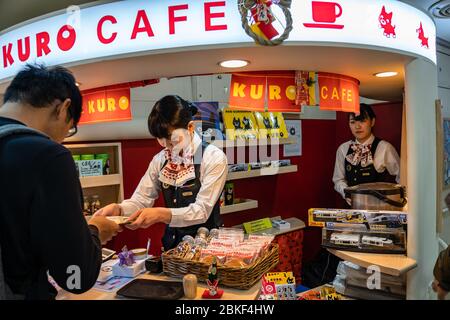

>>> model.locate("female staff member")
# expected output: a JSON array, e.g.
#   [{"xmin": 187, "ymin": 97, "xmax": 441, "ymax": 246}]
[
  {"xmin": 95, "ymin": 95, "xmax": 228, "ymax": 250},
  {"xmin": 333, "ymin": 104, "xmax": 400, "ymax": 204}
]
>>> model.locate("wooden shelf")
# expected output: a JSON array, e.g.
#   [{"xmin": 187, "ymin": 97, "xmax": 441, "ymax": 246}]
[
  {"xmin": 79, "ymin": 174, "xmax": 122, "ymax": 189},
  {"xmin": 327, "ymin": 249, "xmax": 417, "ymax": 277},
  {"xmin": 227, "ymin": 165, "xmax": 298, "ymax": 181},
  {"xmin": 211, "ymin": 138, "xmax": 295, "ymax": 148},
  {"xmin": 220, "ymin": 199, "xmax": 258, "ymax": 215}
]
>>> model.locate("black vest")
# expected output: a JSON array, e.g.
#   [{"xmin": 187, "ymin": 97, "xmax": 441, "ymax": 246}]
[
  {"xmin": 345, "ymin": 137, "xmax": 390, "ymax": 187},
  {"xmin": 160, "ymin": 142, "xmax": 223, "ymax": 251}
]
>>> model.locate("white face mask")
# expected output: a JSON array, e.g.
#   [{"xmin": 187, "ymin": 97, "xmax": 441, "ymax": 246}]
[{"xmin": 170, "ymin": 128, "xmax": 193, "ymax": 162}]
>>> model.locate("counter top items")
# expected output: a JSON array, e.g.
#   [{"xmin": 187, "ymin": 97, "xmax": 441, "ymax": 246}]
[
  {"xmin": 297, "ymin": 284, "xmax": 345, "ymax": 300},
  {"xmin": 344, "ymin": 182, "xmax": 407, "ymax": 211},
  {"xmin": 322, "ymin": 226, "xmax": 406, "ymax": 254},
  {"xmin": 259, "ymin": 272, "xmax": 296, "ymax": 300},
  {"xmin": 309, "ymin": 208, "xmax": 407, "ymax": 228},
  {"xmin": 116, "ymin": 279, "xmax": 184, "ymax": 300},
  {"xmin": 183, "ymin": 274, "xmax": 198, "ymax": 299},
  {"xmin": 271, "ymin": 218, "xmax": 291, "ymax": 230},
  {"xmin": 101, "ymin": 248, "xmax": 116, "ymax": 262},
  {"xmin": 112, "ymin": 246, "xmax": 146, "ymax": 278},
  {"xmin": 162, "ymin": 226, "xmax": 279, "ymax": 289},
  {"xmin": 309, "ymin": 208, "xmax": 408, "ymax": 254},
  {"xmin": 233, "ymin": 217, "xmax": 306, "ymax": 237},
  {"xmin": 332, "ymin": 260, "xmax": 406, "ymax": 300},
  {"xmin": 243, "ymin": 217, "xmax": 273, "ymax": 233},
  {"xmin": 202, "ymin": 256, "xmax": 223, "ymax": 299},
  {"xmin": 145, "ymin": 256, "xmax": 163, "ymax": 273}
]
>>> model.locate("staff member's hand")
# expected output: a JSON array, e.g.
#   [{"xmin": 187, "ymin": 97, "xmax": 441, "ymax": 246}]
[
  {"xmin": 345, "ymin": 198, "xmax": 352, "ymax": 206},
  {"xmin": 93, "ymin": 203, "xmax": 122, "ymax": 217},
  {"xmin": 88, "ymin": 216, "xmax": 123, "ymax": 245},
  {"xmin": 126, "ymin": 207, "xmax": 172, "ymax": 230}
]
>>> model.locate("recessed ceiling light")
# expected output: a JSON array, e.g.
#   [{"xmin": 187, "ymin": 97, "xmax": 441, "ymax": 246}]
[
  {"xmin": 219, "ymin": 60, "xmax": 249, "ymax": 68},
  {"xmin": 374, "ymin": 71, "xmax": 398, "ymax": 78}
]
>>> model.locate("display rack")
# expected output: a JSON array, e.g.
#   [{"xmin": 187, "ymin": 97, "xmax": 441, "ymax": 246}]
[
  {"xmin": 65, "ymin": 142, "xmax": 124, "ymax": 205},
  {"xmin": 220, "ymin": 199, "xmax": 258, "ymax": 215},
  {"xmin": 227, "ymin": 165, "xmax": 298, "ymax": 181},
  {"xmin": 211, "ymin": 137, "xmax": 296, "ymax": 148},
  {"xmin": 327, "ymin": 249, "xmax": 417, "ymax": 277}
]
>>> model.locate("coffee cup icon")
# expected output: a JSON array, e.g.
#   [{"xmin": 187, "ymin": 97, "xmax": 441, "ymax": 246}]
[
  {"xmin": 303, "ymin": 1, "xmax": 344, "ymax": 29},
  {"xmin": 312, "ymin": 1, "xmax": 342, "ymax": 23}
]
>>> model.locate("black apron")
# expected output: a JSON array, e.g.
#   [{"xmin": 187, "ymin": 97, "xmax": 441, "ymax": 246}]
[
  {"xmin": 160, "ymin": 142, "xmax": 223, "ymax": 251},
  {"xmin": 344, "ymin": 137, "xmax": 394, "ymax": 186}
]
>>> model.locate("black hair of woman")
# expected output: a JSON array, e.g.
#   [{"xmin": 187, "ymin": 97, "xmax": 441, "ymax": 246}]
[
  {"xmin": 348, "ymin": 103, "xmax": 376, "ymax": 122},
  {"xmin": 148, "ymin": 95, "xmax": 199, "ymax": 139}
]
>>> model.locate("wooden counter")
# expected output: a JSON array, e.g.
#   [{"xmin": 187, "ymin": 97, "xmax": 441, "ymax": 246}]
[{"xmin": 56, "ymin": 272, "xmax": 261, "ymax": 300}]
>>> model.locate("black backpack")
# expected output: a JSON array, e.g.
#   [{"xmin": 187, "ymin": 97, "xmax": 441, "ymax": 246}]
[{"xmin": 0, "ymin": 124, "xmax": 48, "ymax": 300}]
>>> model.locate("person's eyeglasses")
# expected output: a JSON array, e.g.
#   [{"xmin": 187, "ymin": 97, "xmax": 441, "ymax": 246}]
[
  {"xmin": 65, "ymin": 102, "xmax": 78, "ymax": 138},
  {"xmin": 66, "ymin": 126, "xmax": 77, "ymax": 138}
]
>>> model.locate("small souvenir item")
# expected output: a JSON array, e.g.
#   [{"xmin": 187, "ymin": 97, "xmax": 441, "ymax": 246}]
[
  {"xmin": 113, "ymin": 246, "xmax": 146, "ymax": 277},
  {"xmin": 202, "ymin": 256, "xmax": 223, "ymax": 299},
  {"xmin": 183, "ymin": 274, "xmax": 198, "ymax": 299},
  {"xmin": 118, "ymin": 246, "xmax": 135, "ymax": 266}
]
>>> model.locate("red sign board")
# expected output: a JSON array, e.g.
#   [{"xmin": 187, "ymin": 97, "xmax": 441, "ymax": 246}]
[
  {"xmin": 228, "ymin": 72, "xmax": 300, "ymax": 112},
  {"xmin": 318, "ymin": 72, "xmax": 360, "ymax": 113},
  {"xmin": 79, "ymin": 87, "xmax": 132, "ymax": 125}
]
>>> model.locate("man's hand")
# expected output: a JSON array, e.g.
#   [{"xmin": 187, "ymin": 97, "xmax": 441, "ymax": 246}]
[
  {"xmin": 88, "ymin": 216, "xmax": 122, "ymax": 245},
  {"xmin": 93, "ymin": 203, "xmax": 122, "ymax": 217},
  {"xmin": 432, "ymin": 279, "xmax": 449, "ymax": 300},
  {"xmin": 126, "ymin": 207, "xmax": 172, "ymax": 230}
]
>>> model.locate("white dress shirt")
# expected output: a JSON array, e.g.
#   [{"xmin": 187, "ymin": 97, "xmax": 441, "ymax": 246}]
[
  {"xmin": 332, "ymin": 134, "xmax": 400, "ymax": 199},
  {"xmin": 120, "ymin": 132, "xmax": 228, "ymax": 228}
]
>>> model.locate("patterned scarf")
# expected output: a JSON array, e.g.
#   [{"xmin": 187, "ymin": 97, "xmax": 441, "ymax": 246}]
[
  {"xmin": 345, "ymin": 142, "xmax": 374, "ymax": 168},
  {"xmin": 159, "ymin": 146, "xmax": 195, "ymax": 187}
]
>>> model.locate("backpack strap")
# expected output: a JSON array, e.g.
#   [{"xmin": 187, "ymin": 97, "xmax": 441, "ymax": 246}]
[
  {"xmin": 0, "ymin": 124, "xmax": 49, "ymax": 140},
  {"xmin": 0, "ymin": 123, "xmax": 45, "ymax": 300}
]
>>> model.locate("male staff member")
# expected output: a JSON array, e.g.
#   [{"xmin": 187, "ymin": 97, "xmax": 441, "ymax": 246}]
[{"xmin": 0, "ymin": 64, "xmax": 120, "ymax": 299}]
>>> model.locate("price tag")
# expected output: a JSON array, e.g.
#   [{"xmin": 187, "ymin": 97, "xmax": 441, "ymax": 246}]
[{"xmin": 243, "ymin": 218, "xmax": 273, "ymax": 234}]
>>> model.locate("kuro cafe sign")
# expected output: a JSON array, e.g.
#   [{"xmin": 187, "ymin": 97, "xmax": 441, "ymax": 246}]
[
  {"xmin": 80, "ymin": 87, "xmax": 132, "ymax": 125},
  {"xmin": 0, "ymin": 0, "xmax": 436, "ymax": 83}
]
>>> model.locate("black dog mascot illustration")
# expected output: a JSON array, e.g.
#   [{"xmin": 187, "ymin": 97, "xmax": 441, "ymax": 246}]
[
  {"xmin": 242, "ymin": 117, "xmax": 252, "ymax": 130},
  {"xmin": 233, "ymin": 117, "xmax": 242, "ymax": 130}
]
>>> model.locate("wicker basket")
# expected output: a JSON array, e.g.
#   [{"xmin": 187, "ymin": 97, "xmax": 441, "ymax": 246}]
[{"xmin": 162, "ymin": 243, "xmax": 279, "ymax": 290}]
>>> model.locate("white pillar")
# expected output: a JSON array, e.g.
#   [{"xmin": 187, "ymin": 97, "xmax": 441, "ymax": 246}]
[{"xmin": 404, "ymin": 58, "xmax": 439, "ymax": 299}]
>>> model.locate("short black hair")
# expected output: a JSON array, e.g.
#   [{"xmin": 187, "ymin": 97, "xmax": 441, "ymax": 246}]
[
  {"xmin": 148, "ymin": 95, "xmax": 198, "ymax": 139},
  {"xmin": 349, "ymin": 103, "xmax": 376, "ymax": 122},
  {"xmin": 3, "ymin": 64, "xmax": 82, "ymax": 125}
]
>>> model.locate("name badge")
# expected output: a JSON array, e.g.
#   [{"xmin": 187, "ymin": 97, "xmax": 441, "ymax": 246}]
[{"xmin": 182, "ymin": 191, "xmax": 193, "ymax": 197}]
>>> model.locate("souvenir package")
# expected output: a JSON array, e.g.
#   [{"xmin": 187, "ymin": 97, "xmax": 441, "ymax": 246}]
[
  {"xmin": 112, "ymin": 246, "xmax": 146, "ymax": 278},
  {"xmin": 309, "ymin": 208, "xmax": 407, "ymax": 230},
  {"xmin": 263, "ymin": 272, "xmax": 296, "ymax": 300},
  {"xmin": 321, "ymin": 225, "xmax": 406, "ymax": 254},
  {"xmin": 222, "ymin": 109, "xmax": 258, "ymax": 140},
  {"xmin": 228, "ymin": 163, "xmax": 247, "ymax": 173},
  {"xmin": 254, "ymin": 112, "xmax": 288, "ymax": 139}
]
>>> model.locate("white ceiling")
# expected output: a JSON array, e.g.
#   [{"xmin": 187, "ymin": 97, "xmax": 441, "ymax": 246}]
[{"xmin": 399, "ymin": 0, "xmax": 450, "ymax": 43}]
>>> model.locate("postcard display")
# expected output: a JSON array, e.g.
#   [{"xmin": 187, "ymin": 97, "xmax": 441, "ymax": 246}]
[{"xmin": 309, "ymin": 209, "xmax": 407, "ymax": 254}]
